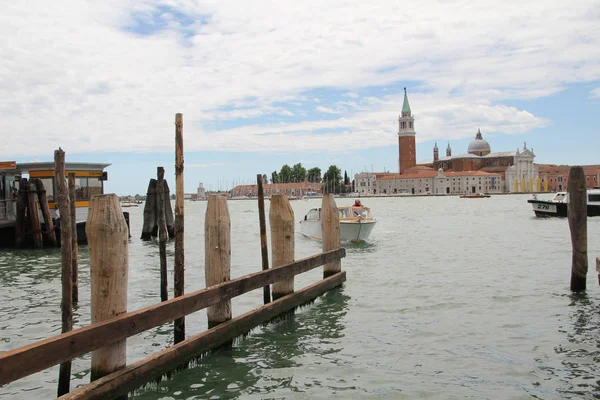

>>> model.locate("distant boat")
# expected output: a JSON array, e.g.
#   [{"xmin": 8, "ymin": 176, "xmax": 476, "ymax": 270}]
[
  {"xmin": 527, "ymin": 189, "xmax": 600, "ymax": 217},
  {"xmin": 460, "ymin": 193, "xmax": 491, "ymax": 199},
  {"xmin": 300, "ymin": 200, "xmax": 377, "ymax": 243}
]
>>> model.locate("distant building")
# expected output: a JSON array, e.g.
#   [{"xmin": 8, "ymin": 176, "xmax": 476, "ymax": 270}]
[
  {"xmin": 197, "ymin": 182, "xmax": 206, "ymax": 199},
  {"xmin": 230, "ymin": 182, "xmax": 322, "ymax": 197},
  {"xmin": 536, "ymin": 164, "xmax": 600, "ymax": 192}
]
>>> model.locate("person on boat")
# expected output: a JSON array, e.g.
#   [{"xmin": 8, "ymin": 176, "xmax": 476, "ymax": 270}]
[{"xmin": 354, "ymin": 199, "xmax": 363, "ymax": 207}]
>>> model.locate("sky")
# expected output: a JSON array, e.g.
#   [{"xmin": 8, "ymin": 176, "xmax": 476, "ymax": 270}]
[{"xmin": 2, "ymin": 0, "xmax": 599, "ymax": 195}]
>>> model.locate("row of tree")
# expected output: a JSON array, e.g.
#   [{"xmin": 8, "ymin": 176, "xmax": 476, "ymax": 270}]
[{"xmin": 263, "ymin": 163, "xmax": 353, "ymax": 194}]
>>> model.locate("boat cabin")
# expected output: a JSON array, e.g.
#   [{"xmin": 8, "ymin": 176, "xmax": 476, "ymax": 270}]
[
  {"xmin": 551, "ymin": 189, "xmax": 600, "ymax": 205},
  {"xmin": 303, "ymin": 206, "xmax": 374, "ymax": 222},
  {"xmin": 0, "ymin": 161, "xmax": 110, "ymax": 226}
]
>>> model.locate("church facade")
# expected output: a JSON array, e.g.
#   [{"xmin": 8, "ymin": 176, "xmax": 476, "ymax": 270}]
[{"xmin": 355, "ymin": 89, "xmax": 540, "ymax": 195}]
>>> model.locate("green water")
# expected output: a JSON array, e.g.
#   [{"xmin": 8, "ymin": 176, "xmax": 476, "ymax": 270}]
[{"xmin": 1, "ymin": 194, "xmax": 600, "ymax": 399}]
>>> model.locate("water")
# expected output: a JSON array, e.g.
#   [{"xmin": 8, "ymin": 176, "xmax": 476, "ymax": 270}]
[{"xmin": 1, "ymin": 194, "xmax": 600, "ymax": 399}]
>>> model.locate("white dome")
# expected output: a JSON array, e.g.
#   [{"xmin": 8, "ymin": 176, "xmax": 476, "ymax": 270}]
[{"xmin": 468, "ymin": 129, "xmax": 491, "ymax": 155}]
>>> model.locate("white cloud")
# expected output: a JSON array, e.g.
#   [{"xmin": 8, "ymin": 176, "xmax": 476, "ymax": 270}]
[
  {"xmin": 1, "ymin": 0, "xmax": 598, "ymax": 157},
  {"xmin": 590, "ymin": 88, "xmax": 600, "ymax": 99}
]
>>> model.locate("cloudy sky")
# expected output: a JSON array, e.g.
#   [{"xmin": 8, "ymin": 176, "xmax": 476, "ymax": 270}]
[{"xmin": 2, "ymin": 0, "xmax": 599, "ymax": 194}]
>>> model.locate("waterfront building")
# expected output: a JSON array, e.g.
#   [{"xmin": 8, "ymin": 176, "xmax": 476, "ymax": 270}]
[
  {"xmin": 354, "ymin": 172, "xmax": 383, "ymax": 195},
  {"xmin": 536, "ymin": 164, "xmax": 600, "ymax": 192},
  {"xmin": 230, "ymin": 182, "xmax": 322, "ymax": 198}
]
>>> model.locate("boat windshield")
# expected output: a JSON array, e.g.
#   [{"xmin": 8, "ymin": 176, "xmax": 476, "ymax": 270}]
[
  {"xmin": 339, "ymin": 207, "xmax": 372, "ymax": 219},
  {"xmin": 552, "ymin": 193, "xmax": 567, "ymax": 203}
]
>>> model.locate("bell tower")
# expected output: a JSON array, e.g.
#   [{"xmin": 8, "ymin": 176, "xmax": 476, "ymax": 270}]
[
  {"xmin": 398, "ymin": 87, "xmax": 416, "ymax": 173},
  {"xmin": 433, "ymin": 142, "xmax": 439, "ymax": 162}
]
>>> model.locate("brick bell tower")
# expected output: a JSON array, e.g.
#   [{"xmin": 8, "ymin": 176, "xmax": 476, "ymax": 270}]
[{"xmin": 398, "ymin": 87, "xmax": 416, "ymax": 173}]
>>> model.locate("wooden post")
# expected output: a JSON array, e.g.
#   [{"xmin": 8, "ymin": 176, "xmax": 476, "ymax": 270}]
[
  {"xmin": 568, "ymin": 166, "xmax": 587, "ymax": 292},
  {"xmin": 257, "ymin": 174, "xmax": 271, "ymax": 304},
  {"xmin": 205, "ymin": 194, "xmax": 232, "ymax": 328},
  {"xmin": 33, "ymin": 178, "xmax": 58, "ymax": 246},
  {"xmin": 174, "ymin": 113, "xmax": 185, "ymax": 344},
  {"xmin": 15, "ymin": 178, "xmax": 28, "ymax": 247},
  {"xmin": 157, "ymin": 167, "xmax": 168, "ymax": 302},
  {"xmin": 27, "ymin": 182, "xmax": 43, "ymax": 248},
  {"xmin": 55, "ymin": 149, "xmax": 73, "ymax": 396},
  {"xmin": 164, "ymin": 180, "xmax": 175, "ymax": 239},
  {"xmin": 321, "ymin": 193, "xmax": 341, "ymax": 278},
  {"xmin": 269, "ymin": 194, "xmax": 294, "ymax": 300},
  {"xmin": 597, "ymin": 257, "xmax": 600, "ymax": 286},
  {"xmin": 86, "ymin": 194, "xmax": 128, "ymax": 381},
  {"xmin": 140, "ymin": 179, "xmax": 157, "ymax": 241},
  {"xmin": 68, "ymin": 174, "xmax": 79, "ymax": 304}
]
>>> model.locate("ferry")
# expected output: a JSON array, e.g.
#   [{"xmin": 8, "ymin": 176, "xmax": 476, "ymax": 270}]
[
  {"xmin": 527, "ymin": 189, "xmax": 600, "ymax": 217},
  {"xmin": 300, "ymin": 200, "xmax": 377, "ymax": 243},
  {"xmin": 460, "ymin": 193, "xmax": 491, "ymax": 199},
  {"xmin": 0, "ymin": 161, "xmax": 111, "ymax": 247}
]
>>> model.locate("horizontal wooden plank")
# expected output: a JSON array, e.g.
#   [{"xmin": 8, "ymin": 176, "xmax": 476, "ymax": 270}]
[
  {"xmin": 0, "ymin": 249, "xmax": 345, "ymax": 386},
  {"xmin": 60, "ymin": 271, "xmax": 346, "ymax": 400}
]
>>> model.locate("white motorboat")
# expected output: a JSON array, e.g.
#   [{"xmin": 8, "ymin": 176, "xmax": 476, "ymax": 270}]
[
  {"xmin": 527, "ymin": 188, "xmax": 600, "ymax": 217},
  {"xmin": 300, "ymin": 200, "xmax": 377, "ymax": 242}
]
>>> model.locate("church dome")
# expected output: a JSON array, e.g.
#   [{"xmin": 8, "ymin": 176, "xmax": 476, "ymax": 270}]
[{"xmin": 467, "ymin": 129, "xmax": 491, "ymax": 156}]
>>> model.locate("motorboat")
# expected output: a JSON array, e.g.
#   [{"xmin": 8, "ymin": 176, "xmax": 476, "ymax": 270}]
[
  {"xmin": 527, "ymin": 189, "xmax": 600, "ymax": 217},
  {"xmin": 300, "ymin": 200, "xmax": 377, "ymax": 242},
  {"xmin": 460, "ymin": 193, "xmax": 491, "ymax": 198}
]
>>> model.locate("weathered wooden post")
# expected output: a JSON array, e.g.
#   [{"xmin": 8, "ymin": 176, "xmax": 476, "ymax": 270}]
[
  {"xmin": 174, "ymin": 113, "xmax": 185, "ymax": 343},
  {"xmin": 86, "ymin": 194, "xmax": 128, "ymax": 381},
  {"xmin": 140, "ymin": 179, "xmax": 157, "ymax": 240},
  {"xmin": 157, "ymin": 167, "xmax": 168, "ymax": 302},
  {"xmin": 321, "ymin": 193, "xmax": 341, "ymax": 278},
  {"xmin": 15, "ymin": 178, "xmax": 28, "ymax": 247},
  {"xmin": 33, "ymin": 178, "xmax": 57, "ymax": 246},
  {"xmin": 205, "ymin": 194, "xmax": 231, "ymax": 328},
  {"xmin": 257, "ymin": 174, "xmax": 271, "ymax": 304},
  {"xmin": 55, "ymin": 148, "xmax": 72, "ymax": 396},
  {"xmin": 269, "ymin": 194, "xmax": 294, "ymax": 300},
  {"xmin": 597, "ymin": 257, "xmax": 600, "ymax": 286},
  {"xmin": 568, "ymin": 166, "xmax": 587, "ymax": 292},
  {"xmin": 68, "ymin": 173, "xmax": 79, "ymax": 304},
  {"xmin": 164, "ymin": 180, "xmax": 175, "ymax": 239},
  {"xmin": 27, "ymin": 182, "xmax": 43, "ymax": 248}
]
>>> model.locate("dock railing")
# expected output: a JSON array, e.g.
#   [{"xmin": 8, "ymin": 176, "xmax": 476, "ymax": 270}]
[
  {"xmin": 0, "ymin": 198, "xmax": 16, "ymax": 221},
  {"xmin": 0, "ymin": 192, "xmax": 346, "ymax": 400}
]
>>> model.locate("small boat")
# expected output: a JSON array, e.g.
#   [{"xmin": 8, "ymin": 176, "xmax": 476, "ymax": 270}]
[
  {"xmin": 527, "ymin": 189, "xmax": 600, "ymax": 217},
  {"xmin": 460, "ymin": 193, "xmax": 491, "ymax": 198},
  {"xmin": 300, "ymin": 200, "xmax": 377, "ymax": 242}
]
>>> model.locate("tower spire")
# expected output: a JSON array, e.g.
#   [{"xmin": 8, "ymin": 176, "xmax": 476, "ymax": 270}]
[{"xmin": 402, "ymin": 88, "xmax": 411, "ymax": 115}]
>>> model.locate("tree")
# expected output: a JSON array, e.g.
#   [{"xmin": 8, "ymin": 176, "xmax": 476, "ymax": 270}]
[
  {"xmin": 262, "ymin": 174, "xmax": 268, "ymax": 184},
  {"xmin": 271, "ymin": 171, "xmax": 279, "ymax": 184},
  {"xmin": 279, "ymin": 164, "xmax": 293, "ymax": 183},
  {"xmin": 307, "ymin": 167, "xmax": 321, "ymax": 183},
  {"xmin": 322, "ymin": 165, "xmax": 342, "ymax": 194},
  {"xmin": 292, "ymin": 163, "xmax": 307, "ymax": 182},
  {"xmin": 344, "ymin": 170, "xmax": 350, "ymax": 185}
]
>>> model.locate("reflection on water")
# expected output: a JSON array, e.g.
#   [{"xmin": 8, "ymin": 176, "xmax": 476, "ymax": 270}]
[{"xmin": 132, "ymin": 288, "xmax": 350, "ymax": 399}]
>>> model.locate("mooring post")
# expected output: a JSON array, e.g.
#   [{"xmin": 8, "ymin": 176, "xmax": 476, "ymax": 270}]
[
  {"xmin": 55, "ymin": 148, "xmax": 73, "ymax": 396},
  {"xmin": 27, "ymin": 182, "xmax": 43, "ymax": 248},
  {"xmin": 15, "ymin": 178, "xmax": 28, "ymax": 247},
  {"xmin": 321, "ymin": 193, "xmax": 341, "ymax": 278},
  {"xmin": 257, "ymin": 174, "xmax": 271, "ymax": 304},
  {"xmin": 269, "ymin": 194, "xmax": 294, "ymax": 300},
  {"xmin": 568, "ymin": 166, "xmax": 587, "ymax": 292},
  {"xmin": 164, "ymin": 180, "xmax": 175, "ymax": 239},
  {"xmin": 87, "ymin": 194, "xmax": 128, "ymax": 382},
  {"xmin": 68, "ymin": 173, "xmax": 79, "ymax": 304},
  {"xmin": 157, "ymin": 167, "xmax": 168, "ymax": 302},
  {"xmin": 140, "ymin": 179, "xmax": 157, "ymax": 241},
  {"xmin": 174, "ymin": 113, "xmax": 185, "ymax": 344},
  {"xmin": 33, "ymin": 178, "xmax": 58, "ymax": 247},
  {"xmin": 597, "ymin": 257, "xmax": 600, "ymax": 286},
  {"xmin": 205, "ymin": 194, "xmax": 232, "ymax": 328}
]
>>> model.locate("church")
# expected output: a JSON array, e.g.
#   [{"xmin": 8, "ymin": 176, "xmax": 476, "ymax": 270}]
[{"xmin": 355, "ymin": 89, "xmax": 540, "ymax": 195}]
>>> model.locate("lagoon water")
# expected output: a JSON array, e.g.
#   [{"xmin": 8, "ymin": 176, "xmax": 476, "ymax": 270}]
[{"xmin": 1, "ymin": 194, "xmax": 600, "ymax": 399}]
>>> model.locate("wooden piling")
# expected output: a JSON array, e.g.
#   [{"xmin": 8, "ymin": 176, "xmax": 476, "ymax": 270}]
[
  {"xmin": 27, "ymin": 182, "xmax": 43, "ymax": 248},
  {"xmin": 568, "ymin": 166, "xmax": 587, "ymax": 292},
  {"xmin": 157, "ymin": 167, "xmax": 168, "ymax": 302},
  {"xmin": 33, "ymin": 178, "xmax": 58, "ymax": 246},
  {"xmin": 15, "ymin": 178, "xmax": 28, "ymax": 247},
  {"xmin": 164, "ymin": 180, "xmax": 175, "ymax": 239},
  {"xmin": 55, "ymin": 149, "xmax": 73, "ymax": 396},
  {"xmin": 86, "ymin": 194, "xmax": 129, "ymax": 381},
  {"xmin": 257, "ymin": 174, "xmax": 271, "ymax": 304},
  {"xmin": 597, "ymin": 257, "xmax": 600, "ymax": 286},
  {"xmin": 205, "ymin": 195, "xmax": 232, "ymax": 328},
  {"xmin": 140, "ymin": 179, "xmax": 157, "ymax": 241},
  {"xmin": 174, "ymin": 113, "xmax": 185, "ymax": 344},
  {"xmin": 68, "ymin": 174, "xmax": 79, "ymax": 304},
  {"xmin": 321, "ymin": 193, "xmax": 341, "ymax": 278},
  {"xmin": 269, "ymin": 194, "xmax": 294, "ymax": 300}
]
